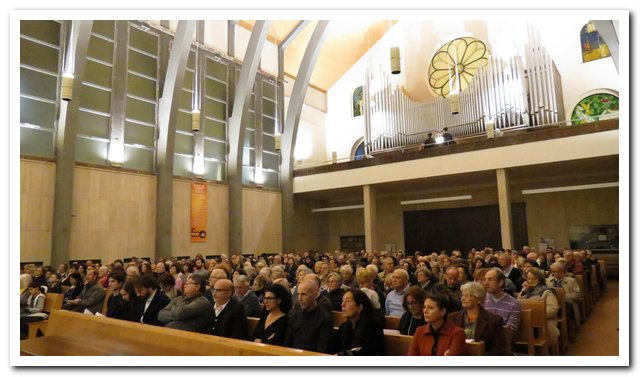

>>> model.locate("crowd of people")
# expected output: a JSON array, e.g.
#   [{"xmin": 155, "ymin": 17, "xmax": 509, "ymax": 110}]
[{"xmin": 19, "ymin": 246, "xmax": 603, "ymax": 355}]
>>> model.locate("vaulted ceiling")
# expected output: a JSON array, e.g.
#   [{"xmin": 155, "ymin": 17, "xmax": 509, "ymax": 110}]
[{"xmin": 239, "ymin": 20, "xmax": 396, "ymax": 92}]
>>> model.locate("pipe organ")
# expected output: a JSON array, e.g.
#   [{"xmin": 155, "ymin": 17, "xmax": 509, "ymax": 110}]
[{"xmin": 364, "ymin": 25, "xmax": 565, "ymax": 154}]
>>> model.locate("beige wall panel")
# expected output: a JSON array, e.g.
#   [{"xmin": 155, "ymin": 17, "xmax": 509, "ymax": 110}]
[
  {"xmin": 171, "ymin": 180, "xmax": 229, "ymax": 257},
  {"xmin": 328, "ymin": 209, "xmax": 364, "ymax": 252},
  {"xmin": 20, "ymin": 160, "xmax": 55, "ymax": 264},
  {"xmin": 522, "ymin": 188, "xmax": 618, "ymax": 251},
  {"xmin": 68, "ymin": 166, "xmax": 156, "ymax": 264},
  {"xmin": 242, "ymin": 188, "xmax": 282, "ymax": 254},
  {"xmin": 292, "ymin": 198, "xmax": 330, "ymax": 253}
]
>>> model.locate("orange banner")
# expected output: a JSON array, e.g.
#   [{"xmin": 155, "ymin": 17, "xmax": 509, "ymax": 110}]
[{"xmin": 190, "ymin": 183, "xmax": 207, "ymax": 243}]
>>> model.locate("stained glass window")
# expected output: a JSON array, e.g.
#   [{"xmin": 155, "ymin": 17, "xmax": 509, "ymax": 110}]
[
  {"xmin": 428, "ymin": 37, "xmax": 490, "ymax": 98},
  {"xmin": 352, "ymin": 86, "xmax": 363, "ymax": 117},
  {"xmin": 581, "ymin": 21, "xmax": 611, "ymax": 63},
  {"xmin": 571, "ymin": 93, "xmax": 619, "ymax": 125}
]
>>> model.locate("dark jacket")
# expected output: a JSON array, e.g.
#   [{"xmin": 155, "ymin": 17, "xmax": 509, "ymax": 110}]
[
  {"xmin": 332, "ymin": 316, "xmax": 386, "ymax": 356},
  {"xmin": 131, "ymin": 289, "xmax": 171, "ymax": 326},
  {"xmin": 158, "ymin": 293, "xmax": 213, "ymax": 333},
  {"xmin": 449, "ymin": 306, "xmax": 507, "ymax": 355},
  {"xmin": 207, "ymin": 298, "xmax": 247, "ymax": 340},
  {"xmin": 284, "ymin": 305, "xmax": 333, "ymax": 353}
]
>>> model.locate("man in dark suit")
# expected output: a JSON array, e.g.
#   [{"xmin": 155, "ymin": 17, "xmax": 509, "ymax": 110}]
[
  {"xmin": 499, "ymin": 253, "xmax": 523, "ymax": 291},
  {"xmin": 207, "ymin": 279, "xmax": 247, "ymax": 340},
  {"xmin": 233, "ymin": 275, "xmax": 261, "ymax": 317},
  {"xmin": 131, "ymin": 275, "xmax": 170, "ymax": 326}
]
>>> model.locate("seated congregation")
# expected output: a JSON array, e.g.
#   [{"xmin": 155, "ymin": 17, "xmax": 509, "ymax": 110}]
[{"xmin": 19, "ymin": 247, "xmax": 605, "ymax": 356}]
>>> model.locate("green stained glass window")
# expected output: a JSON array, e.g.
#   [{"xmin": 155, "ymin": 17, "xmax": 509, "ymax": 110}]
[{"xmin": 571, "ymin": 93, "xmax": 619, "ymax": 125}]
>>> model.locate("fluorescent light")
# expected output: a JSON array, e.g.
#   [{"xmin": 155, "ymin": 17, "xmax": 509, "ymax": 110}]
[
  {"xmin": 521, "ymin": 182, "xmax": 618, "ymax": 195},
  {"xmin": 311, "ymin": 204, "xmax": 364, "ymax": 213},
  {"xmin": 400, "ymin": 195, "xmax": 472, "ymax": 205}
]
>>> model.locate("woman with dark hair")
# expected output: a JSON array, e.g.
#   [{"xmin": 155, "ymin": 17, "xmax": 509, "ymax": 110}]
[
  {"xmin": 63, "ymin": 272, "xmax": 84, "ymax": 301},
  {"xmin": 407, "ymin": 293, "xmax": 466, "ymax": 356},
  {"xmin": 118, "ymin": 280, "xmax": 138, "ymax": 322},
  {"xmin": 251, "ymin": 284, "xmax": 291, "ymax": 346},
  {"xmin": 398, "ymin": 286, "xmax": 428, "ymax": 335},
  {"xmin": 332, "ymin": 288, "xmax": 385, "ymax": 356}
]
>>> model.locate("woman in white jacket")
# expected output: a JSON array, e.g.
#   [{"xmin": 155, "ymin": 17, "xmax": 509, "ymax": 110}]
[{"xmin": 20, "ymin": 281, "xmax": 48, "ymax": 339}]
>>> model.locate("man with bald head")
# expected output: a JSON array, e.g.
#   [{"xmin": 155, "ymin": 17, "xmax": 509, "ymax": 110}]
[
  {"xmin": 284, "ymin": 279, "xmax": 333, "ymax": 353},
  {"xmin": 206, "ymin": 278, "xmax": 247, "ymax": 340}
]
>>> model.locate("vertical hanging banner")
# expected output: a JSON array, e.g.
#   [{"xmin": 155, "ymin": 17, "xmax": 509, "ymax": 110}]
[{"xmin": 190, "ymin": 183, "xmax": 208, "ymax": 243}]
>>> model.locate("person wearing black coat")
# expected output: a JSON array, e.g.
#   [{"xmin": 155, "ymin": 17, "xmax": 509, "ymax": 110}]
[
  {"xmin": 207, "ymin": 279, "xmax": 248, "ymax": 340},
  {"xmin": 332, "ymin": 289, "xmax": 385, "ymax": 356},
  {"xmin": 130, "ymin": 275, "xmax": 171, "ymax": 326}
]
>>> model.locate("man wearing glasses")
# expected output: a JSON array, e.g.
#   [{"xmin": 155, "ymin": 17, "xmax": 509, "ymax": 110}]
[
  {"xmin": 158, "ymin": 274, "xmax": 213, "ymax": 333},
  {"xmin": 207, "ymin": 278, "xmax": 247, "ymax": 340}
]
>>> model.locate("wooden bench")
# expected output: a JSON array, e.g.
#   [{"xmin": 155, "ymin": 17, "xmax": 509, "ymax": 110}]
[
  {"xmin": 574, "ymin": 274, "xmax": 590, "ymax": 319},
  {"xmin": 247, "ymin": 316, "xmax": 260, "ymax": 340},
  {"xmin": 383, "ymin": 333, "xmax": 485, "ymax": 356},
  {"xmin": 332, "ymin": 311, "xmax": 402, "ymax": 332},
  {"xmin": 27, "ymin": 293, "xmax": 64, "ymax": 339},
  {"xmin": 515, "ymin": 301, "xmax": 550, "ymax": 356},
  {"xmin": 551, "ymin": 287, "xmax": 569, "ymax": 354},
  {"xmin": 20, "ymin": 310, "xmax": 326, "ymax": 356}
]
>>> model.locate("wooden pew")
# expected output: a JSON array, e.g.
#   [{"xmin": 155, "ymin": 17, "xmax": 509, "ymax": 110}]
[
  {"xmin": 574, "ymin": 274, "xmax": 590, "ymax": 319},
  {"xmin": 247, "ymin": 316, "xmax": 260, "ymax": 340},
  {"xmin": 332, "ymin": 311, "xmax": 347, "ymax": 328},
  {"xmin": 515, "ymin": 300, "xmax": 550, "ymax": 356},
  {"xmin": 551, "ymin": 287, "xmax": 569, "ymax": 354},
  {"xmin": 27, "ymin": 293, "xmax": 65, "ymax": 339},
  {"xmin": 383, "ymin": 333, "xmax": 485, "ymax": 356},
  {"xmin": 21, "ymin": 310, "xmax": 326, "ymax": 356},
  {"xmin": 384, "ymin": 316, "xmax": 401, "ymax": 331},
  {"xmin": 597, "ymin": 260, "xmax": 608, "ymax": 290}
]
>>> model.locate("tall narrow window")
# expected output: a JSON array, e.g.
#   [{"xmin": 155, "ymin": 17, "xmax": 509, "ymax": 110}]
[
  {"xmin": 352, "ymin": 86, "xmax": 363, "ymax": 117},
  {"xmin": 20, "ymin": 20, "xmax": 62, "ymax": 157},
  {"xmin": 581, "ymin": 21, "xmax": 611, "ymax": 63}
]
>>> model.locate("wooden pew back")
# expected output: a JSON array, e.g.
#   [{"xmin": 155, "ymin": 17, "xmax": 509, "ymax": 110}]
[
  {"xmin": 517, "ymin": 299, "xmax": 550, "ymax": 355},
  {"xmin": 247, "ymin": 316, "xmax": 259, "ymax": 340},
  {"xmin": 332, "ymin": 311, "xmax": 347, "ymax": 328},
  {"xmin": 384, "ymin": 316, "xmax": 401, "ymax": 331},
  {"xmin": 22, "ymin": 310, "xmax": 326, "ymax": 356},
  {"xmin": 43, "ymin": 293, "xmax": 64, "ymax": 313}
]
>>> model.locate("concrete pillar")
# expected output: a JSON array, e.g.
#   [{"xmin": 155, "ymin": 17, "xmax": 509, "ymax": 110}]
[
  {"xmin": 51, "ymin": 20, "xmax": 93, "ymax": 267},
  {"xmin": 363, "ymin": 185, "xmax": 377, "ymax": 253},
  {"xmin": 496, "ymin": 168, "xmax": 514, "ymax": 250}
]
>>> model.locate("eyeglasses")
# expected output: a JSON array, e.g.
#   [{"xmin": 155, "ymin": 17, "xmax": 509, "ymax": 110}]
[
  {"xmin": 213, "ymin": 288, "xmax": 231, "ymax": 292},
  {"xmin": 263, "ymin": 297, "xmax": 277, "ymax": 301}
]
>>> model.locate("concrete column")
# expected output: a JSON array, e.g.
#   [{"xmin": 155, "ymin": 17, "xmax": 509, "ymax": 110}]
[
  {"xmin": 155, "ymin": 21, "xmax": 197, "ymax": 259},
  {"xmin": 496, "ymin": 168, "xmax": 514, "ymax": 250},
  {"xmin": 227, "ymin": 21, "xmax": 270, "ymax": 256},
  {"xmin": 363, "ymin": 185, "xmax": 377, "ymax": 253},
  {"xmin": 280, "ymin": 21, "xmax": 329, "ymax": 254},
  {"xmin": 51, "ymin": 20, "xmax": 93, "ymax": 267}
]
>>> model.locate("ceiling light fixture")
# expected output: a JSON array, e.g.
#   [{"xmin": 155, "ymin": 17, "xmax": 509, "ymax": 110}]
[
  {"xmin": 521, "ymin": 182, "xmax": 618, "ymax": 195},
  {"xmin": 400, "ymin": 195, "xmax": 472, "ymax": 205}
]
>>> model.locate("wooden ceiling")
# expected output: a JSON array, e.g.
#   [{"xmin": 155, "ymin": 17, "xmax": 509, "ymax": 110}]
[{"xmin": 239, "ymin": 20, "xmax": 396, "ymax": 92}]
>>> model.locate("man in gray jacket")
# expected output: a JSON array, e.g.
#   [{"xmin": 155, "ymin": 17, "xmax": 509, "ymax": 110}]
[
  {"xmin": 62, "ymin": 268, "xmax": 105, "ymax": 314},
  {"xmin": 158, "ymin": 274, "xmax": 213, "ymax": 333}
]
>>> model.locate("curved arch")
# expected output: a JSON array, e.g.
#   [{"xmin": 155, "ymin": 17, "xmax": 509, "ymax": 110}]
[{"xmin": 350, "ymin": 137, "xmax": 366, "ymax": 161}]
